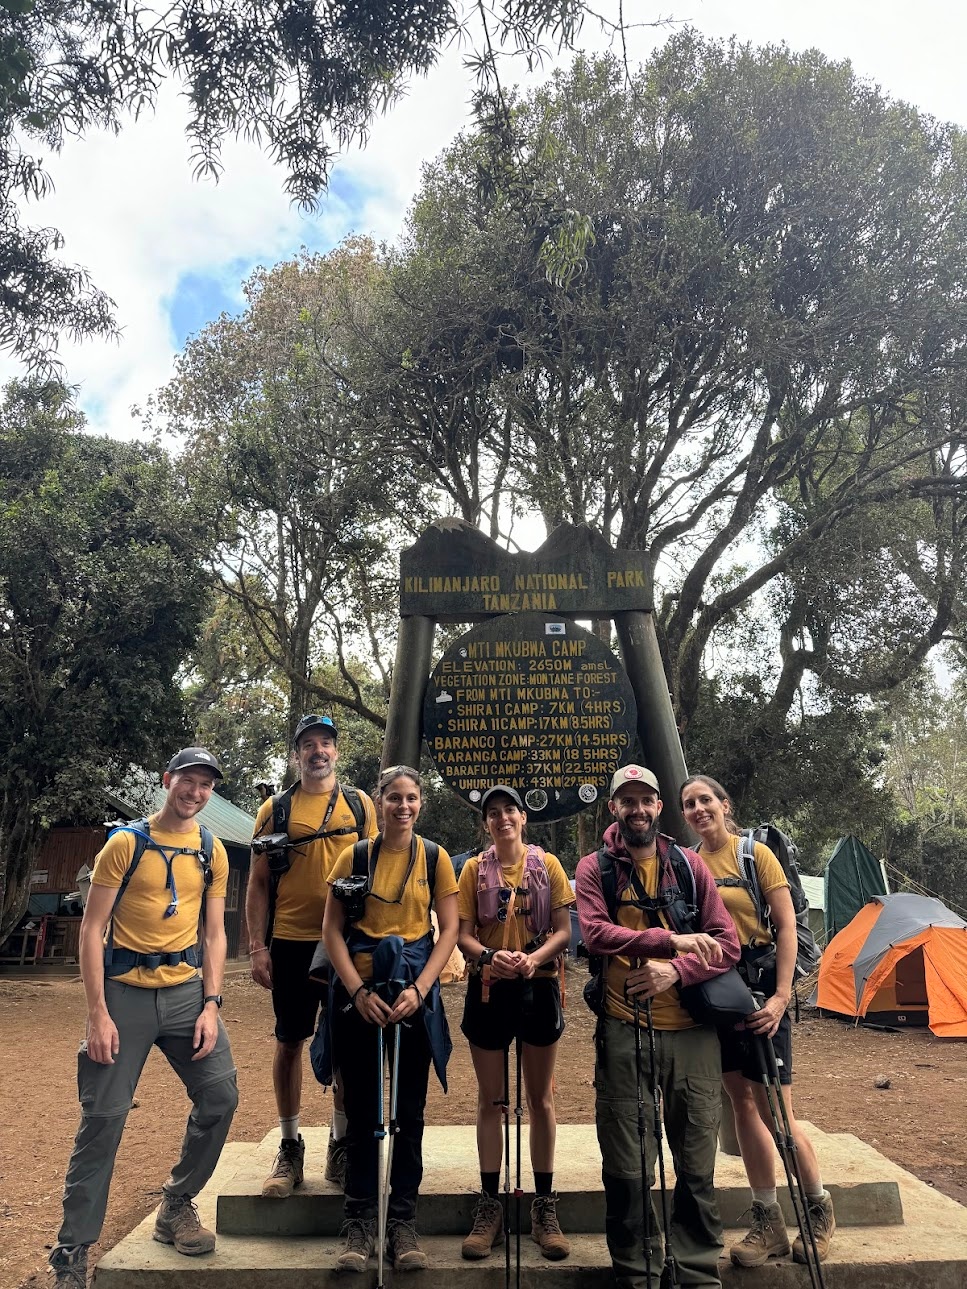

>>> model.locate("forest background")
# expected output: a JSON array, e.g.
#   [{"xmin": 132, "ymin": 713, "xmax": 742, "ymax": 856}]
[{"xmin": 3, "ymin": 8, "xmax": 967, "ymax": 940}]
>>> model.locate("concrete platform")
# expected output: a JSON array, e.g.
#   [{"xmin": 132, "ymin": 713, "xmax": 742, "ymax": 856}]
[{"xmin": 93, "ymin": 1126, "xmax": 967, "ymax": 1289}]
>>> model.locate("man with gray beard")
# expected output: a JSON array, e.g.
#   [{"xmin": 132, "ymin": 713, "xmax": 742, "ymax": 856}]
[{"xmin": 575, "ymin": 766, "xmax": 740, "ymax": 1288}]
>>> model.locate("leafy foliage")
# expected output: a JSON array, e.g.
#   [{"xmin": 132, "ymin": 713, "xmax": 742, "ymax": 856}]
[{"xmin": 0, "ymin": 379, "xmax": 211, "ymax": 938}]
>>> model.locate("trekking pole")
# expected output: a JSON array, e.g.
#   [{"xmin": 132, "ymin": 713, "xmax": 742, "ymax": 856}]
[
  {"xmin": 500, "ymin": 1042, "xmax": 511, "ymax": 1289},
  {"xmin": 629, "ymin": 987, "xmax": 654, "ymax": 1289},
  {"xmin": 751, "ymin": 1005, "xmax": 825, "ymax": 1289},
  {"xmin": 514, "ymin": 1038, "xmax": 523, "ymax": 1289},
  {"xmin": 643, "ymin": 999, "xmax": 678, "ymax": 1289},
  {"xmin": 375, "ymin": 1023, "xmax": 387, "ymax": 1289},
  {"xmin": 380, "ymin": 1022, "xmax": 401, "ymax": 1268}
]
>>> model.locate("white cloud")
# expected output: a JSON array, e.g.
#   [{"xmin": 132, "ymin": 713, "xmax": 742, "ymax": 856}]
[{"xmin": 3, "ymin": 1, "xmax": 965, "ymax": 440}]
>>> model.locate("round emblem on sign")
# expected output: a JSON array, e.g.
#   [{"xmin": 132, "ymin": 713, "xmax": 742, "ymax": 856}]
[
  {"xmin": 578, "ymin": 784, "xmax": 598, "ymax": 804},
  {"xmin": 525, "ymin": 789, "xmax": 549, "ymax": 812}
]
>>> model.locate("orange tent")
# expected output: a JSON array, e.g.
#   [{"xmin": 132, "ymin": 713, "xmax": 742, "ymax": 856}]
[{"xmin": 816, "ymin": 893, "xmax": 967, "ymax": 1038}]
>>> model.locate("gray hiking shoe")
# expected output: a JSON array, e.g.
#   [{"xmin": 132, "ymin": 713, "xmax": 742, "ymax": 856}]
[
  {"xmin": 153, "ymin": 1193, "xmax": 216, "ymax": 1255},
  {"xmin": 336, "ymin": 1218, "xmax": 376, "ymax": 1272},
  {"xmin": 793, "ymin": 1191, "xmax": 836, "ymax": 1263},
  {"xmin": 387, "ymin": 1219, "xmax": 429, "ymax": 1271},
  {"xmin": 325, "ymin": 1134, "xmax": 348, "ymax": 1189},
  {"xmin": 49, "ymin": 1245, "xmax": 88, "ymax": 1288},
  {"xmin": 262, "ymin": 1135, "xmax": 305, "ymax": 1198},
  {"xmin": 730, "ymin": 1201, "xmax": 791, "ymax": 1267}
]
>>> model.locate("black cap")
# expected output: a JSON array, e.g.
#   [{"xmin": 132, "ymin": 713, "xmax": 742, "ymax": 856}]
[
  {"xmin": 480, "ymin": 784, "xmax": 525, "ymax": 813},
  {"xmin": 166, "ymin": 747, "xmax": 223, "ymax": 779},
  {"xmin": 293, "ymin": 714, "xmax": 339, "ymax": 747}
]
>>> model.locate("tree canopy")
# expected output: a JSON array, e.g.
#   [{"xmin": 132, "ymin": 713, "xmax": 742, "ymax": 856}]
[
  {"xmin": 0, "ymin": 379, "xmax": 211, "ymax": 939},
  {"xmin": 1, "ymin": 0, "xmax": 587, "ymax": 366}
]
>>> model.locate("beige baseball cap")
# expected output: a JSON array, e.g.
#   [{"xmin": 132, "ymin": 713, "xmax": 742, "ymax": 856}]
[{"xmin": 609, "ymin": 765, "xmax": 660, "ymax": 797}]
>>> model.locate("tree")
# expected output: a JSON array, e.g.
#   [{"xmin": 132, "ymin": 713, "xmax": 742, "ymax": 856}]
[
  {"xmin": 1, "ymin": 0, "xmax": 589, "ymax": 366},
  {"xmin": 158, "ymin": 243, "xmax": 424, "ymax": 746},
  {"xmin": 358, "ymin": 35, "xmax": 967, "ymax": 757},
  {"xmin": 0, "ymin": 379, "xmax": 211, "ymax": 940}
]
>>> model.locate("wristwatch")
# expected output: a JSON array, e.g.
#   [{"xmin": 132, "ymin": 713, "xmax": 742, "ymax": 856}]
[
  {"xmin": 203, "ymin": 994, "xmax": 223, "ymax": 1008},
  {"xmin": 478, "ymin": 948, "xmax": 496, "ymax": 969}
]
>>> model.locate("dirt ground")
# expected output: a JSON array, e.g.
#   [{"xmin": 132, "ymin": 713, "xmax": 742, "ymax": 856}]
[{"xmin": 4, "ymin": 969, "xmax": 966, "ymax": 1289}]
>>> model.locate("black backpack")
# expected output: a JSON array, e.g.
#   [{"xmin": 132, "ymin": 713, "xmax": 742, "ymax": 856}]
[
  {"xmin": 582, "ymin": 844, "xmax": 698, "ymax": 1014},
  {"xmin": 271, "ymin": 781, "xmax": 367, "ymax": 840},
  {"xmin": 731, "ymin": 825, "xmax": 821, "ymax": 983}
]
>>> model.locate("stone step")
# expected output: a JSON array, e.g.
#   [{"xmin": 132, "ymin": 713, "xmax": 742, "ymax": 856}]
[{"xmin": 215, "ymin": 1125, "xmax": 902, "ymax": 1237}]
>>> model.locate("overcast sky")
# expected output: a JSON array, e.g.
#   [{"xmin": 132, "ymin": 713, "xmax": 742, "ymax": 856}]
[{"xmin": 5, "ymin": 0, "xmax": 966, "ymax": 440}]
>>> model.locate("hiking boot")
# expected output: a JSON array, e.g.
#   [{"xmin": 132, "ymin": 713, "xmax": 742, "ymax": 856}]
[
  {"xmin": 793, "ymin": 1192, "xmax": 836, "ymax": 1264},
  {"xmin": 730, "ymin": 1201, "xmax": 791, "ymax": 1267},
  {"xmin": 153, "ymin": 1193, "xmax": 216, "ymax": 1255},
  {"xmin": 387, "ymin": 1219, "xmax": 429, "ymax": 1271},
  {"xmin": 336, "ymin": 1218, "xmax": 376, "ymax": 1272},
  {"xmin": 530, "ymin": 1193, "xmax": 570, "ymax": 1260},
  {"xmin": 49, "ymin": 1245, "xmax": 88, "ymax": 1288},
  {"xmin": 461, "ymin": 1191, "xmax": 503, "ymax": 1259},
  {"xmin": 325, "ymin": 1134, "xmax": 348, "ymax": 1189},
  {"xmin": 262, "ymin": 1135, "xmax": 305, "ymax": 1198}
]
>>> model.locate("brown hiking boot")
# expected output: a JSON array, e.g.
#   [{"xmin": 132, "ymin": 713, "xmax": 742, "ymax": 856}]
[
  {"xmin": 793, "ymin": 1192, "xmax": 836, "ymax": 1264},
  {"xmin": 49, "ymin": 1245, "xmax": 88, "ymax": 1288},
  {"xmin": 336, "ymin": 1217, "xmax": 376, "ymax": 1272},
  {"xmin": 153, "ymin": 1193, "xmax": 216, "ymax": 1255},
  {"xmin": 530, "ymin": 1193, "xmax": 570, "ymax": 1260},
  {"xmin": 325, "ymin": 1134, "xmax": 348, "ymax": 1189},
  {"xmin": 262, "ymin": 1135, "xmax": 305, "ymax": 1198},
  {"xmin": 730, "ymin": 1201, "xmax": 791, "ymax": 1267},
  {"xmin": 461, "ymin": 1191, "xmax": 503, "ymax": 1259},
  {"xmin": 387, "ymin": 1219, "xmax": 429, "ymax": 1271}
]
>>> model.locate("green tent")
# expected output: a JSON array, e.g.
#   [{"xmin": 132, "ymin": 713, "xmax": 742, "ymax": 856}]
[{"xmin": 824, "ymin": 835, "xmax": 889, "ymax": 941}]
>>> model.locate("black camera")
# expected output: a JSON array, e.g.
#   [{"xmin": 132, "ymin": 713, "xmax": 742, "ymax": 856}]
[
  {"xmin": 330, "ymin": 874, "xmax": 369, "ymax": 923},
  {"xmin": 251, "ymin": 831, "xmax": 292, "ymax": 875}
]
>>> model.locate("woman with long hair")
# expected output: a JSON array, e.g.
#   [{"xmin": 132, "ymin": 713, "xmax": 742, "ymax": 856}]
[
  {"xmin": 323, "ymin": 765, "xmax": 458, "ymax": 1273},
  {"xmin": 457, "ymin": 785, "xmax": 574, "ymax": 1262},
  {"xmin": 679, "ymin": 774, "xmax": 835, "ymax": 1268}
]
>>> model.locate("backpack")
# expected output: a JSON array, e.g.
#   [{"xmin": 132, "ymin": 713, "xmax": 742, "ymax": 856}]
[
  {"xmin": 731, "ymin": 825, "xmax": 821, "ymax": 984},
  {"xmin": 102, "ymin": 817, "xmax": 215, "ymax": 978},
  {"xmin": 476, "ymin": 844, "xmax": 552, "ymax": 939},
  {"xmin": 271, "ymin": 781, "xmax": 367, "ymax": 841},
  {"xmin": 349, "ymin": 835, "xmax": 440, "ymax": 900},
  {"xmin": 582, "ymin": 843, "xmax": 698, "ymax": 1014}
]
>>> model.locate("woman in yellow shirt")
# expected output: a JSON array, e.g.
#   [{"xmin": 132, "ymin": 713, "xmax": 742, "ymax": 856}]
[
  {"xmin": 323, "ymin": 765, "xmax": 458, "ymax": 1275},
  {"xmin": 679, "ymin": 775, "xmax": 835, "ymax": 1268},
  {"xmin": 456, "ymin": 785, "xmax": 574, "ymax": 1263}
]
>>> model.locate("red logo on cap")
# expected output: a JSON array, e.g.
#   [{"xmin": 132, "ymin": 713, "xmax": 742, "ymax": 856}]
[{"xmin": 625, "ymin": 767, "xmax": 642, "ymax": 778}]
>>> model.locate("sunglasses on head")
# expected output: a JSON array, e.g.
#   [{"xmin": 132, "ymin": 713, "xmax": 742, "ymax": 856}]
[{"xmin": 301, "ymin": 714, "xmax": 336, "ymax": 728}]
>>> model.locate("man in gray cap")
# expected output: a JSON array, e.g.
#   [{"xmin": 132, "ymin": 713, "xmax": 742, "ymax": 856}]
[
  {"xmin": 49, "ymin": 748, "xmax": 238, "ymax": 1288},
  {"xmin": 246, "ymin": 714, "xmax": 376, "ymax": 1198},
  {"xmin": 575, "ymin": 765, "xmax": 740, "ymax": 1289}
]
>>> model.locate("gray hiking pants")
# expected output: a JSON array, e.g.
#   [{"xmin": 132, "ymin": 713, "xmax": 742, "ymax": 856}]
[
  {"xmin": 595, "ymin": 1016, "xmax": 724, "ymax": 1287},
  {"xmin": 55, "ymin": 975, "xmax": 238, "ymax": 1250}
]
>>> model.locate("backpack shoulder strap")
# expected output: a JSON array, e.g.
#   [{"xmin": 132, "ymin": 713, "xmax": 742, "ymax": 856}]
[
  {"xmin": 341, "ymin": 785, "xmax": 366, "ymax": 832},
  {"xmin": 271, "ymin": 785, "xmax": 296, "ymax": 834},
  {"xmin": 596, "ymin": 847, "xmax": 619, "ymax": 921},
  {"xmin": 351, "ymin": 838, "xmax": 372, "ymax": 876},
  {"xmin": 739, "ymin": 830, "xmax": 767, "ymax": 924},
  {"xmin": 423, "ymin": 838, "xmax": 439, "ymax": 899}
]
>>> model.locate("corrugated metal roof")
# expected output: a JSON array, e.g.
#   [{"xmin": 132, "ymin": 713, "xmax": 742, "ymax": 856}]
[
  {"xmin": 107, "ymin": 789, "xmax": 256, "ymax": 847},
  {"xmin": 801, "ymin": 873, "xmax": 825, "ymax": 912}
]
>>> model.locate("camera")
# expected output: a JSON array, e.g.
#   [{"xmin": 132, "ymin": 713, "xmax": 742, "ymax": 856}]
[
  {"xmin": 251, "ymin": 831, "xmax": 292, "ymax": 875},
  {"xmin": 330, "ymin": 874, "xmax": 369, "ymax": 923}
]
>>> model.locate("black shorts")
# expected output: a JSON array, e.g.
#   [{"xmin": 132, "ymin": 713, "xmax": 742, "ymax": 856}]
[
  {"xmin": 270, "ymin": 938, "xmax": 326, "ymax": 1043},
  {"xmin": 719, "ymin": 1009, "xmax": 793, "ymax": 1086},
  {"xmin": 461, "ymin": 972, "xmax": 565, "ymax": 1051}
]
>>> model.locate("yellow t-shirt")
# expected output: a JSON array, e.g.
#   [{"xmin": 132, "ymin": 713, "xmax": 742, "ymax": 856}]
[
  {"xmin": 457, "ymin": 850, "xmax": 574, "ymax": 972},
  {"xmin": 253, "ymin": 784, "xmax": 377, "ymax": 941},
  {"xmin": 328, "ymin": 836, "xmax": 458, "ymax": 982},
  {"xmin": 700, "ymin": 838, "xmax": 788, "ymax": 949},
  {"xmin": 92, "ymin": 816, "xmax": 229, "ymax": 988},
  {"xmin": 605, "ymin": 855, "xmax": 694, "ymax": 1031}
]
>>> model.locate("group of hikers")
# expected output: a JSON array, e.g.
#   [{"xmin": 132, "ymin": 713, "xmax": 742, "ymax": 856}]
[{"xmin": 48, "ymin": 715, "xmax": 835, "ymax": 1289}]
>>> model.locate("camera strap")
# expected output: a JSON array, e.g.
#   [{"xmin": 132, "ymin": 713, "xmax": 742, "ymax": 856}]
[{"xmin": 360, "ymin": 834, "xmax": 420, "ymax": 905}]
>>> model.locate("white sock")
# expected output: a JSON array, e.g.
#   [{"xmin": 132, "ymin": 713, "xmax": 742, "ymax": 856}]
[
  {"xmin": 331, "ymin": 1109, "xmax": 349, "ymax": 1141},
  {"xmin": 280, "ymin": 1115, "xmax": 300, "ymax": 1142},
  {"xmin": 805, "ymin": 1181, "xmax": 826, "ymax": 1201},
  {"xmin": 752, "ymin": 1187, "xmax": 778, "ymax": 1207}
]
